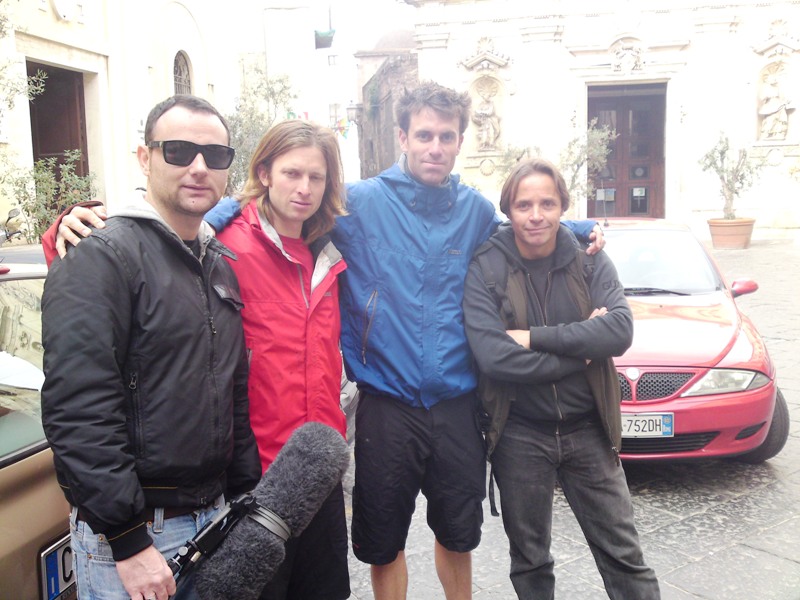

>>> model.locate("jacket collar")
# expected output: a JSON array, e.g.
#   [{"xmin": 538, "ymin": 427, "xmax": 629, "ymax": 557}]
[
  {"xmin": 241, "ymin": 201, "xmax": 340, "ymax": 265},
  {"xmin": 112, "ymin": 190, "xmax": 217, "ymax": 260},
  {"xmin": 378, "ymin": 160, "xmax": 460, "ymax": 217}
]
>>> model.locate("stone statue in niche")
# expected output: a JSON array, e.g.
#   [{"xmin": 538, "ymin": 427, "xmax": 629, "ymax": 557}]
[
  {"xmin": 472, "ymin": 78, "xmax": 501, "ymax": 151},
  {"xmin": 758, "ymin": 65, "xmax": 792, "ymax": 141}
]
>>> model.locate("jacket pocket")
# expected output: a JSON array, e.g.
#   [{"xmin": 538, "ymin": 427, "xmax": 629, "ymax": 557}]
[
  {"xmin": 361, "ymin": 289, "xmax": 379, "ymax": 364},
  {"xmin": 126, "ymin": 371, "xmax": 145, "ymax": 458},
  {"xmin": 213, "ymin": 283, "xmax": 244, "ymax": 310}
]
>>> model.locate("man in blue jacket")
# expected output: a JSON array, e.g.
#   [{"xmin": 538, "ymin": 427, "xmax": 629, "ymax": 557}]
[
  {"xmin": 328, "ymin": 83, "xmax": 601, "ymax": 600},
  {"xmin": 51, "ymin": 82, "xmax": 602, "ymax": 600}
]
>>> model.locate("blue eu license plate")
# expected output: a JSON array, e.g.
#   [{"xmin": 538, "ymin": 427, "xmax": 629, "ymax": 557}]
[
  {"xmin": 40, "ymin": 533, "xmax": 76, "ymax": 600},
  {"xmin": 621, "ymin": 413, "xmax": 674, "ymax": 437}
]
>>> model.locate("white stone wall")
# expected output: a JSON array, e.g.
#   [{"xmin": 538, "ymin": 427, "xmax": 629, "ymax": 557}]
[
  {"xmin": 3, "ymin": 0, "xmax": 251, "ymax": 212},
  {"xmin": 407, "ymin": 0, "xmax": 800, "ymax": 235},
  {"xmin": 3, "ymin": 0, "xmax": 798, "ymax": 237}
]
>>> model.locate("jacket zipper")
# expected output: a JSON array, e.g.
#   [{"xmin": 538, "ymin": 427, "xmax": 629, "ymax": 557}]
[
  {"xmin": 128, "ymin": 372, "xmax": 144, "ymax": 456},
  {"xmin": 296, "ymin": 263, "xmax": 310, "ymax": 309},
  {"xmin": 204, "ymin": 253, "xmax": 221, "ymax": 454},
  {"xmin": 545, "ymin": 256, "xmax": 620, "ymax": 463},
  {"xmin": 528, "ymin": 270, "xmax": 563, "ymax": 424}
]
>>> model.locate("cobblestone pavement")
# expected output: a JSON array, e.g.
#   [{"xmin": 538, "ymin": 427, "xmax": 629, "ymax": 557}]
[{"xmin": 343, "ymin": 235, "xmax": 800, "ymax": 600}]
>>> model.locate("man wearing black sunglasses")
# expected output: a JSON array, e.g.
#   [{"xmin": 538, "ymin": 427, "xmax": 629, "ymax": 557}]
[
  {"xmin": 145, "ymin": 140, "xmax": 235, "ymax": 171},
  {"xmin": 41, "ymin": 95, "xmax": 261, "ymax": 600}
]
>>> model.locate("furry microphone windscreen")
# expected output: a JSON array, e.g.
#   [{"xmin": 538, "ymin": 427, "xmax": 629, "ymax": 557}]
[{"xmin": 194, "ymin": 421, "xmax": 350, "ymax": 600}]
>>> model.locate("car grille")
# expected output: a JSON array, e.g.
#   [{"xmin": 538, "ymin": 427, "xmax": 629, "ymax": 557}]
[
  {"xmin": 617, "ymin": 371, "xmax": 695, "ymax": 401},
  {"xmin": 621, "ymin": 432, "xmax": 719, "ymax": 454},
  {"xmin": 617, "ymin": 368, "xmax": 718, "ymax": 455}
]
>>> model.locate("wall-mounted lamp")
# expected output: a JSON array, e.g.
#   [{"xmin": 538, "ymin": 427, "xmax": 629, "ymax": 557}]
[{"xmin": 346, "ymin": 102, "xmax": 363, "ymax": 125}]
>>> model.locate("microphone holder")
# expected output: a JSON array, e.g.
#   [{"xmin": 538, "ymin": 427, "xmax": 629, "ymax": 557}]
[{"xmin": 168, "ymin": 493, "xmax": 291, "ymax": 582}]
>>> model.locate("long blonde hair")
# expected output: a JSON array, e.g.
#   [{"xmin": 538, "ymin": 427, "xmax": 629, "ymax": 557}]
[{"xmin": 238, "ymin": 120, "xmax": 347, "ymax": 243}]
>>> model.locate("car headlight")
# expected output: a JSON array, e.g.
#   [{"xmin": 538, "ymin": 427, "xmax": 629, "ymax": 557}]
[{"xmin": 681, "ymin": 369, "xmax": 771, "ymax": 397}]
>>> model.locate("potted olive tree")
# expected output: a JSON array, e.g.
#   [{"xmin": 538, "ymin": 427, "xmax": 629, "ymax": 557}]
[{"xmin": 699, "ymin": 133, "xmax": 762, "ymax": 249}]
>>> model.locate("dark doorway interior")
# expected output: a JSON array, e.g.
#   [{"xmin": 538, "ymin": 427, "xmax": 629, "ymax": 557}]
[
  {"xmin": 26, "ymin": 62, "xmax": 88, "ymax": 175},
  {"xmin": 588, "ymin": 83, "xmax": 666, "ymax": 219}
]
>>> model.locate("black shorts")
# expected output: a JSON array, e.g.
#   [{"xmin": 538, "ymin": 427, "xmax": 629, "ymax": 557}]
[
  {"xmin": 259, "ymin": 482, "xmax": 350, "ymax": 600},
  {"xmin": 351, "ymin": 392, "xmax": 486, "ymax": 565}
]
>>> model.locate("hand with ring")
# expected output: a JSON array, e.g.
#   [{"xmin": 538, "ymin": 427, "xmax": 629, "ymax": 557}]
[{"xmin": 115, "ymin": 545, "xmax": 176, "ymax": 600}]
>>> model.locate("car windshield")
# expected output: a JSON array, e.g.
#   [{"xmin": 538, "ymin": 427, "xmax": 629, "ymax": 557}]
[
  {"xmin": 603, "ymin": 228, "xmax": 724, "ymax": 295},
  {"xmin": 0, "ymin": 277, "xmax": 46, "ymax": 466}
]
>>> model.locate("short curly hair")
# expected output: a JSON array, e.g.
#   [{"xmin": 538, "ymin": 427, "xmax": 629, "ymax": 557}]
[{"xmin": 395, "ymin": 81, "xmax": 472, "ymax": 135}]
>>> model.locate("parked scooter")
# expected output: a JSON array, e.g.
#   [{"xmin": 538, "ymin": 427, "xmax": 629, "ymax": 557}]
[{"xmin": 0, "ymin": 208, "xmax": 23, "ymax": 246}]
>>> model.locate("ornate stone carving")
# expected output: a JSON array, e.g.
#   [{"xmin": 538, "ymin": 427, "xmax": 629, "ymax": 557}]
[
  {"xmin": 471, "ymin": 77, "xmax": 501, "ymax": 151},
  {"xmin": 479, "ymin": 158, "xmax": 496, "ymax": 176},
  {"xmin": 610, "ymin": 38, "xmax": 644, "ymax": 73},
  {"xmin": 758, "ymin": 62, "xmax": 793, "ymax": 141},
  {"xmin": 461, "ymin": 38, "xmax": 510, "ymax": 73},
  {"xmin": 753, "ymin": 20, "xmax": 800, "ymax": 60}
]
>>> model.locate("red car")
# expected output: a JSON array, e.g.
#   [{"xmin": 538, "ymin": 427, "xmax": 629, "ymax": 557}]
[{"xmin": 602, "ymin": 220, "xmax": 788, "ymax": 463}]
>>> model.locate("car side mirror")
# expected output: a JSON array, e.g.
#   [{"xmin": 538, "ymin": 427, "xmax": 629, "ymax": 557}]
[{"xmin": 730, "ymin": 278, "xmax": 758, "ymax": 298}]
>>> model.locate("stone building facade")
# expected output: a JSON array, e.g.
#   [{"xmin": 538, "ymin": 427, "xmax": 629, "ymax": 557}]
[
  {"xmin": 3, "ymin": 1, "xmax": 799, "ymax": 238},
  {"xmin": 0, "ymin": 0, "xmax": 252, "ymax": 213},
  {"xmin": 358, "ymin": 0, "xmax": 800, "ymax": 235},
  {"xmin": 0, "ymin": 0, "xmax": 359, "ymax": 217}
]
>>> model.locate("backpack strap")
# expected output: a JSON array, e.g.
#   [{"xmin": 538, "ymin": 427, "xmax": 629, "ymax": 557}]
[
  {"xmin": 475, "ymin": 245, "xmax": 528, "ymax": 330},
  {"xmin": 476, "ymin": 247, "xmax": 515, "ymax": 328}
]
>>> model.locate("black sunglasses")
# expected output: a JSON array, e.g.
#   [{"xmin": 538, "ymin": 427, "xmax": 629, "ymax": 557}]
[{"xmin": 146, "ymin": 140, "xmax": 235, "ymax": 170}]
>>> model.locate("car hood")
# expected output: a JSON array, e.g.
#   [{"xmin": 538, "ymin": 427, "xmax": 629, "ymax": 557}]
[{"xmin": 615, "ymin": 291, "xmax": 764, "ymax": 369}]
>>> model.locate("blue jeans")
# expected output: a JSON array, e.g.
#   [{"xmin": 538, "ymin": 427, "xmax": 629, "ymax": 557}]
[
  {"xmin": 491, "ymin": 419, "xmax": 660, "ymax": 600},
  {"xmin": 69, "ymin": 497, "xmax": 225, "ymax": 600}
]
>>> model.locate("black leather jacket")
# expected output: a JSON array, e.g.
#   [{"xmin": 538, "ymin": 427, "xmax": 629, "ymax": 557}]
[{"xmin": 42, "ymin": 210, "xmax": 261, "ymax": 560}]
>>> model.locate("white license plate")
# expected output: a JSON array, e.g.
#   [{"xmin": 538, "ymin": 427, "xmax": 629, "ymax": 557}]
[
  {"xmin": 621, "ymin": 413, "xmax": 674, "ymax": 437},
  {"xmin": 40, "ymin": 533, "xmax": 76, "ymax": 600}
]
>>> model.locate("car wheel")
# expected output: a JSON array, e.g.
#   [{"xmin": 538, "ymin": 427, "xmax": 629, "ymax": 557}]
[{"xmin": 735, "ymin": 388, "xmax": 789, "ymax": 464}]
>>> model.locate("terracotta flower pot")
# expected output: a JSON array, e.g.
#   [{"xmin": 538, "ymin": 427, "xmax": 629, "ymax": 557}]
[{"xmin": 707, "ymin": 217, "xmax": 756, "ymax": 249}]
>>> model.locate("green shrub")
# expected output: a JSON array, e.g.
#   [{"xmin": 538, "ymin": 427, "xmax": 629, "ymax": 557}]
[{"xmin": 13, "ymin": 149, "xmax": 96, "ymax": 242}]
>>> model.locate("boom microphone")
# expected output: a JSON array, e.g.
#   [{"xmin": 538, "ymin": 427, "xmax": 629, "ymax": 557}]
[{"xmin": 194, "ymin": 421, "xmax": 350, "ymax": 600}]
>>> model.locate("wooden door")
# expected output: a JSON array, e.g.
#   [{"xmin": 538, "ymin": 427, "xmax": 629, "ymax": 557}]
[
  {"xmin": 588, "ymin": 84, "xmax": 665, "ymax": 219},
  {"xmin": 27, "ymin": 62, "xmax": 88, "ymax": 175}
]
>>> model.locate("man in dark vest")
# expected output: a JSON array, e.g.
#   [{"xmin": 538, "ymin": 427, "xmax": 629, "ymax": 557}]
[{"xmin": 462, "ymin": 157, "xmax": 660, "ymax": 600}]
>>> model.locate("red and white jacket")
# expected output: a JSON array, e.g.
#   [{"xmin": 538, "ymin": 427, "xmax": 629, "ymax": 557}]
[{"xmin": 217, "ymin": 202, "xmax": 347, "ymax": 470}]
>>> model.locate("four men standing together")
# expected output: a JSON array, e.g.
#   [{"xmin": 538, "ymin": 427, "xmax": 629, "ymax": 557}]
[{"xmin": 41, "ymin": 82, "xmax": 657, "ymax": 600}]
